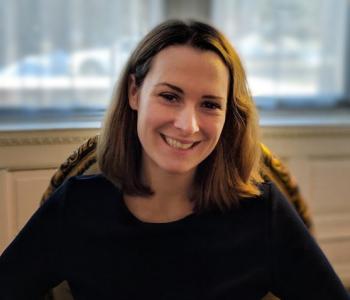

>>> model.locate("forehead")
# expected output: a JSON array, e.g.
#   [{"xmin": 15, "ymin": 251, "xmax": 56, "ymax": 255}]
[{"xmin": 144, "ymin": 45, "xmax": 229, "ymax": 93}]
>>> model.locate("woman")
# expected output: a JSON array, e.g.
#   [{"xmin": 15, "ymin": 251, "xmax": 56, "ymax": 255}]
[{"xmin": 0, "ymin": 20, "xmax": 349, "ymax": 300}]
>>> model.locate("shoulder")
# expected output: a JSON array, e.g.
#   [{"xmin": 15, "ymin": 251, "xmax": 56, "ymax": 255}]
[
  {"xmin": 260, "ymin": 182, "xmax": 309, "ymax": 243},
  {"xmin": 258, "ymin": 181, "xmax": 300, "ymax": 216},
  {"xmin": 236, "ymin": 181, "xmax": 297, "ymax": 223},
  {"xmin": 221, "ymin": 181, "xmax": 276, "ymax": 226},
  {"xmin": 47, "ymin": 174, "xmax": 122, "ymax": 212},
  {"xmin": 238, "ymin": 181, "xmax": 278, "ymax": 210},
  {"xmin": 61, "ymin": 173, "xmax": 120, "ymax": 195},
  {"xmin": 66, "ymin": 173, "xmax": 115, "ymax": 187},
  {"xmin": 247, "ymin": 180, "xmax": 290, "ymax": 209},
  {"xmin": 257, "ymin": 180, "xmax": 281, "ymax": 200}
]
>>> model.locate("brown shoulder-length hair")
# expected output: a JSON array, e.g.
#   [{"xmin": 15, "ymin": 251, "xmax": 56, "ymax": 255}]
[{"xmin": 97, "ymin": 19, "xmax": 262, "ymax": 212}]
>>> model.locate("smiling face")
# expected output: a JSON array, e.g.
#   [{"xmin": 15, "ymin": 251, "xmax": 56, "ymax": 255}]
[{"xmin": 128, "ymin": 45, "xmax": 229, "ymax": 178}]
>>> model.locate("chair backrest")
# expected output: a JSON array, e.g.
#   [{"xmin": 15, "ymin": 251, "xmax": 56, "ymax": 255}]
[{"xmin": 42, "ymin": 135, "xmax": 312, "ymax": 300}]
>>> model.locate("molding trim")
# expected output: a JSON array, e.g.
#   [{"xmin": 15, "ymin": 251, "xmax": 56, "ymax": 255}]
[
  {"xmin": 0, "ymin": 135, "xmax": 92, "ymax": 146},
  {"xmin": 0, "ymin": 129, "xmax": 99, "ymax": 146},
  {"xmin": 262, "ymin": 126, "xmax": 350, "ymax": 139},
  {"xmin": 0, "ymin": 126, "xmax": 350, "ymax": 147}
]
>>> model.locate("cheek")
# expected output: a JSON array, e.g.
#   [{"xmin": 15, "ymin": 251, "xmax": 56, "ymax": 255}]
[
  {"xmin": 211, "ymin": 121, "xmax": 226, "ymax": 149},
  {"xmin": 208, "ymin": 117, "xmax": 226, "ymax": 139},
  {"xmin": 136, "ymin": 109, "xmax": 163, "ymax": 138},
  {"xmin": 141, "ymin": 103, "xmax": 173, "ymax": 128},
  {"xmin": 219, "ymin": 119, "xmax": 226, "ymax": 136}
]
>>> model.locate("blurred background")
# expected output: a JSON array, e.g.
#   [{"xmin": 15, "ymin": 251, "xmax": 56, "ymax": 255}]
[
  {"xmin": 0, "ymin": 0, "xmax": 349, "ymax": 127},
  {"xmin": 0, "ymin": 0, "xmax": 350, "ymax": 293}
]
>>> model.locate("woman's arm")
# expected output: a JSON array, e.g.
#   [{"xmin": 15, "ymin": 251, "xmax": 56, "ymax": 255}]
[
  {"xmin": 0, "ymin": 181, "xmax": 69, "ymax": 300},
  {"xmin": 267, "ymin": 182, "xmax": 349, "ymax": 299}
]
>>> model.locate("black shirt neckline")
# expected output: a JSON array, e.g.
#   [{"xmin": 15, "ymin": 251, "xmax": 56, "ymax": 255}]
[
  {"xmin": 118, "ymin": 193, "xmax": 197, "ymax": 227},
  {"xmin": 103, "ymin": 175, "xmax": 198, "ymax": 227}
]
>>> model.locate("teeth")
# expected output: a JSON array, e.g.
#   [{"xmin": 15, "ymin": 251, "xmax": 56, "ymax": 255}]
[{"xmin": 164, "ymin": 136, "xmax": 194, "ymax": 150}]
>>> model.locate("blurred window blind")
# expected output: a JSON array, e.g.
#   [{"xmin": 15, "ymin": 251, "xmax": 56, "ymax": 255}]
[
  {"xmin": 0, "ymin": 0, "xmax": 163, "ymax": 111},
  {"xmin": 212, "ymin": 0, "xmax": 349, "ymax": 108},
  {"xmin": 0, "ymin": 0, "xmax": 348, "ymax": 120}
]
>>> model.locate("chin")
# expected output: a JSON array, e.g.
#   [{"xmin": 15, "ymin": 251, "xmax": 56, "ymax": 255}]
[{"xmin": 159, "ymin": 163, "xmax": 197, "ymax": 175}]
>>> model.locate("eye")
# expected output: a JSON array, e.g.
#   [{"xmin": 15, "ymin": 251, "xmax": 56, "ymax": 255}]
[
  {"xmin": 160, "ymin": 93, "xmax": 179, "ymax": 103},
  {"xmin": 202, "ymin": 101, "xmax": 222, "ymax": 110}
]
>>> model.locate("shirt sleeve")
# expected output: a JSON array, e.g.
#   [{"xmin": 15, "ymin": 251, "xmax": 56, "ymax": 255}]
[
  {"xmin": 267, "ymin": 182, "xmax": 349, "ymax": 299},
  {"xmin": 0, "ymin": 180, "xmax": 70, "ymax": 300}
]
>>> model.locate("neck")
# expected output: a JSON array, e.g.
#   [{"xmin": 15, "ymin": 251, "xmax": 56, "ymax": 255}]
[
  {"xmin": 150, "ymin": 170, "xmax": 193, "ymax": 199},
  {"xmin": 123, "ymin": 160, "xmax": 196, "ymax": 223}
]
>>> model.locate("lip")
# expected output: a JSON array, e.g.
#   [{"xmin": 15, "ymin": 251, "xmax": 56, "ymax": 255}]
[
  {"xmin": 160, "ymin": 133, "xmax": 200, "ymax": 144},
  {"xmin": 160, "ymin": 133, "xmax": 201, "ymax": 150}
]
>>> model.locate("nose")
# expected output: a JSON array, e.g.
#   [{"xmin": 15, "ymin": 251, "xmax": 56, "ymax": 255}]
[{"xmin": 173, "ymin": 105, "xmax": 199, "ymax": 135}]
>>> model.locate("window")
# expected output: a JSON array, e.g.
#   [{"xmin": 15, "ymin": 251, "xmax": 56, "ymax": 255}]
[
  {"xmin": 0, "ymin": 0, "xmax": 349, "ymax": 128},
  {"xmin": 212, "ymin": 0, "xmax": 349, "ymax": 109},
  {"xmin": 0, "ymin": 0, "xmax": 163, "ymax": 112}
]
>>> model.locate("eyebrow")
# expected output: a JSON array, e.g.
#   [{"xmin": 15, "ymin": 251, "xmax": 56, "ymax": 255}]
[{"xmin": 155, "ymin": 82, "xmax": 225, "ymax": 101}]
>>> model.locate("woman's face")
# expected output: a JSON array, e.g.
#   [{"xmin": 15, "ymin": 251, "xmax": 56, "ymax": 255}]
[{"xmin": 129, "ymin": 45, "xmax": 229, "ymax": 177}]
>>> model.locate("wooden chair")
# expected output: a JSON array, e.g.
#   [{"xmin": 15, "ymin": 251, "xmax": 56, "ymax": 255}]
[{"xmin": 42, "ymin": 135, "xmax": 313, "ymax": 300}]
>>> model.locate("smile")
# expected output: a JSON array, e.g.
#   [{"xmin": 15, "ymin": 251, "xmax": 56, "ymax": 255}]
[{"xmin": 161, "ymin": 134, "xmax": 199, "ymax": 150}]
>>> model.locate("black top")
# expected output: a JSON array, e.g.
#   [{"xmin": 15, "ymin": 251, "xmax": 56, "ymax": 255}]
[{"xmin": 0, "ymin": 174, "xmax": 349, "ymax": 300}]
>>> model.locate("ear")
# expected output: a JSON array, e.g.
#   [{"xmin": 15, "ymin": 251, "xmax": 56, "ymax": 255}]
[{"xmin": 128, "ymin": 75, "xmax": 139, "ymax": 110}]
